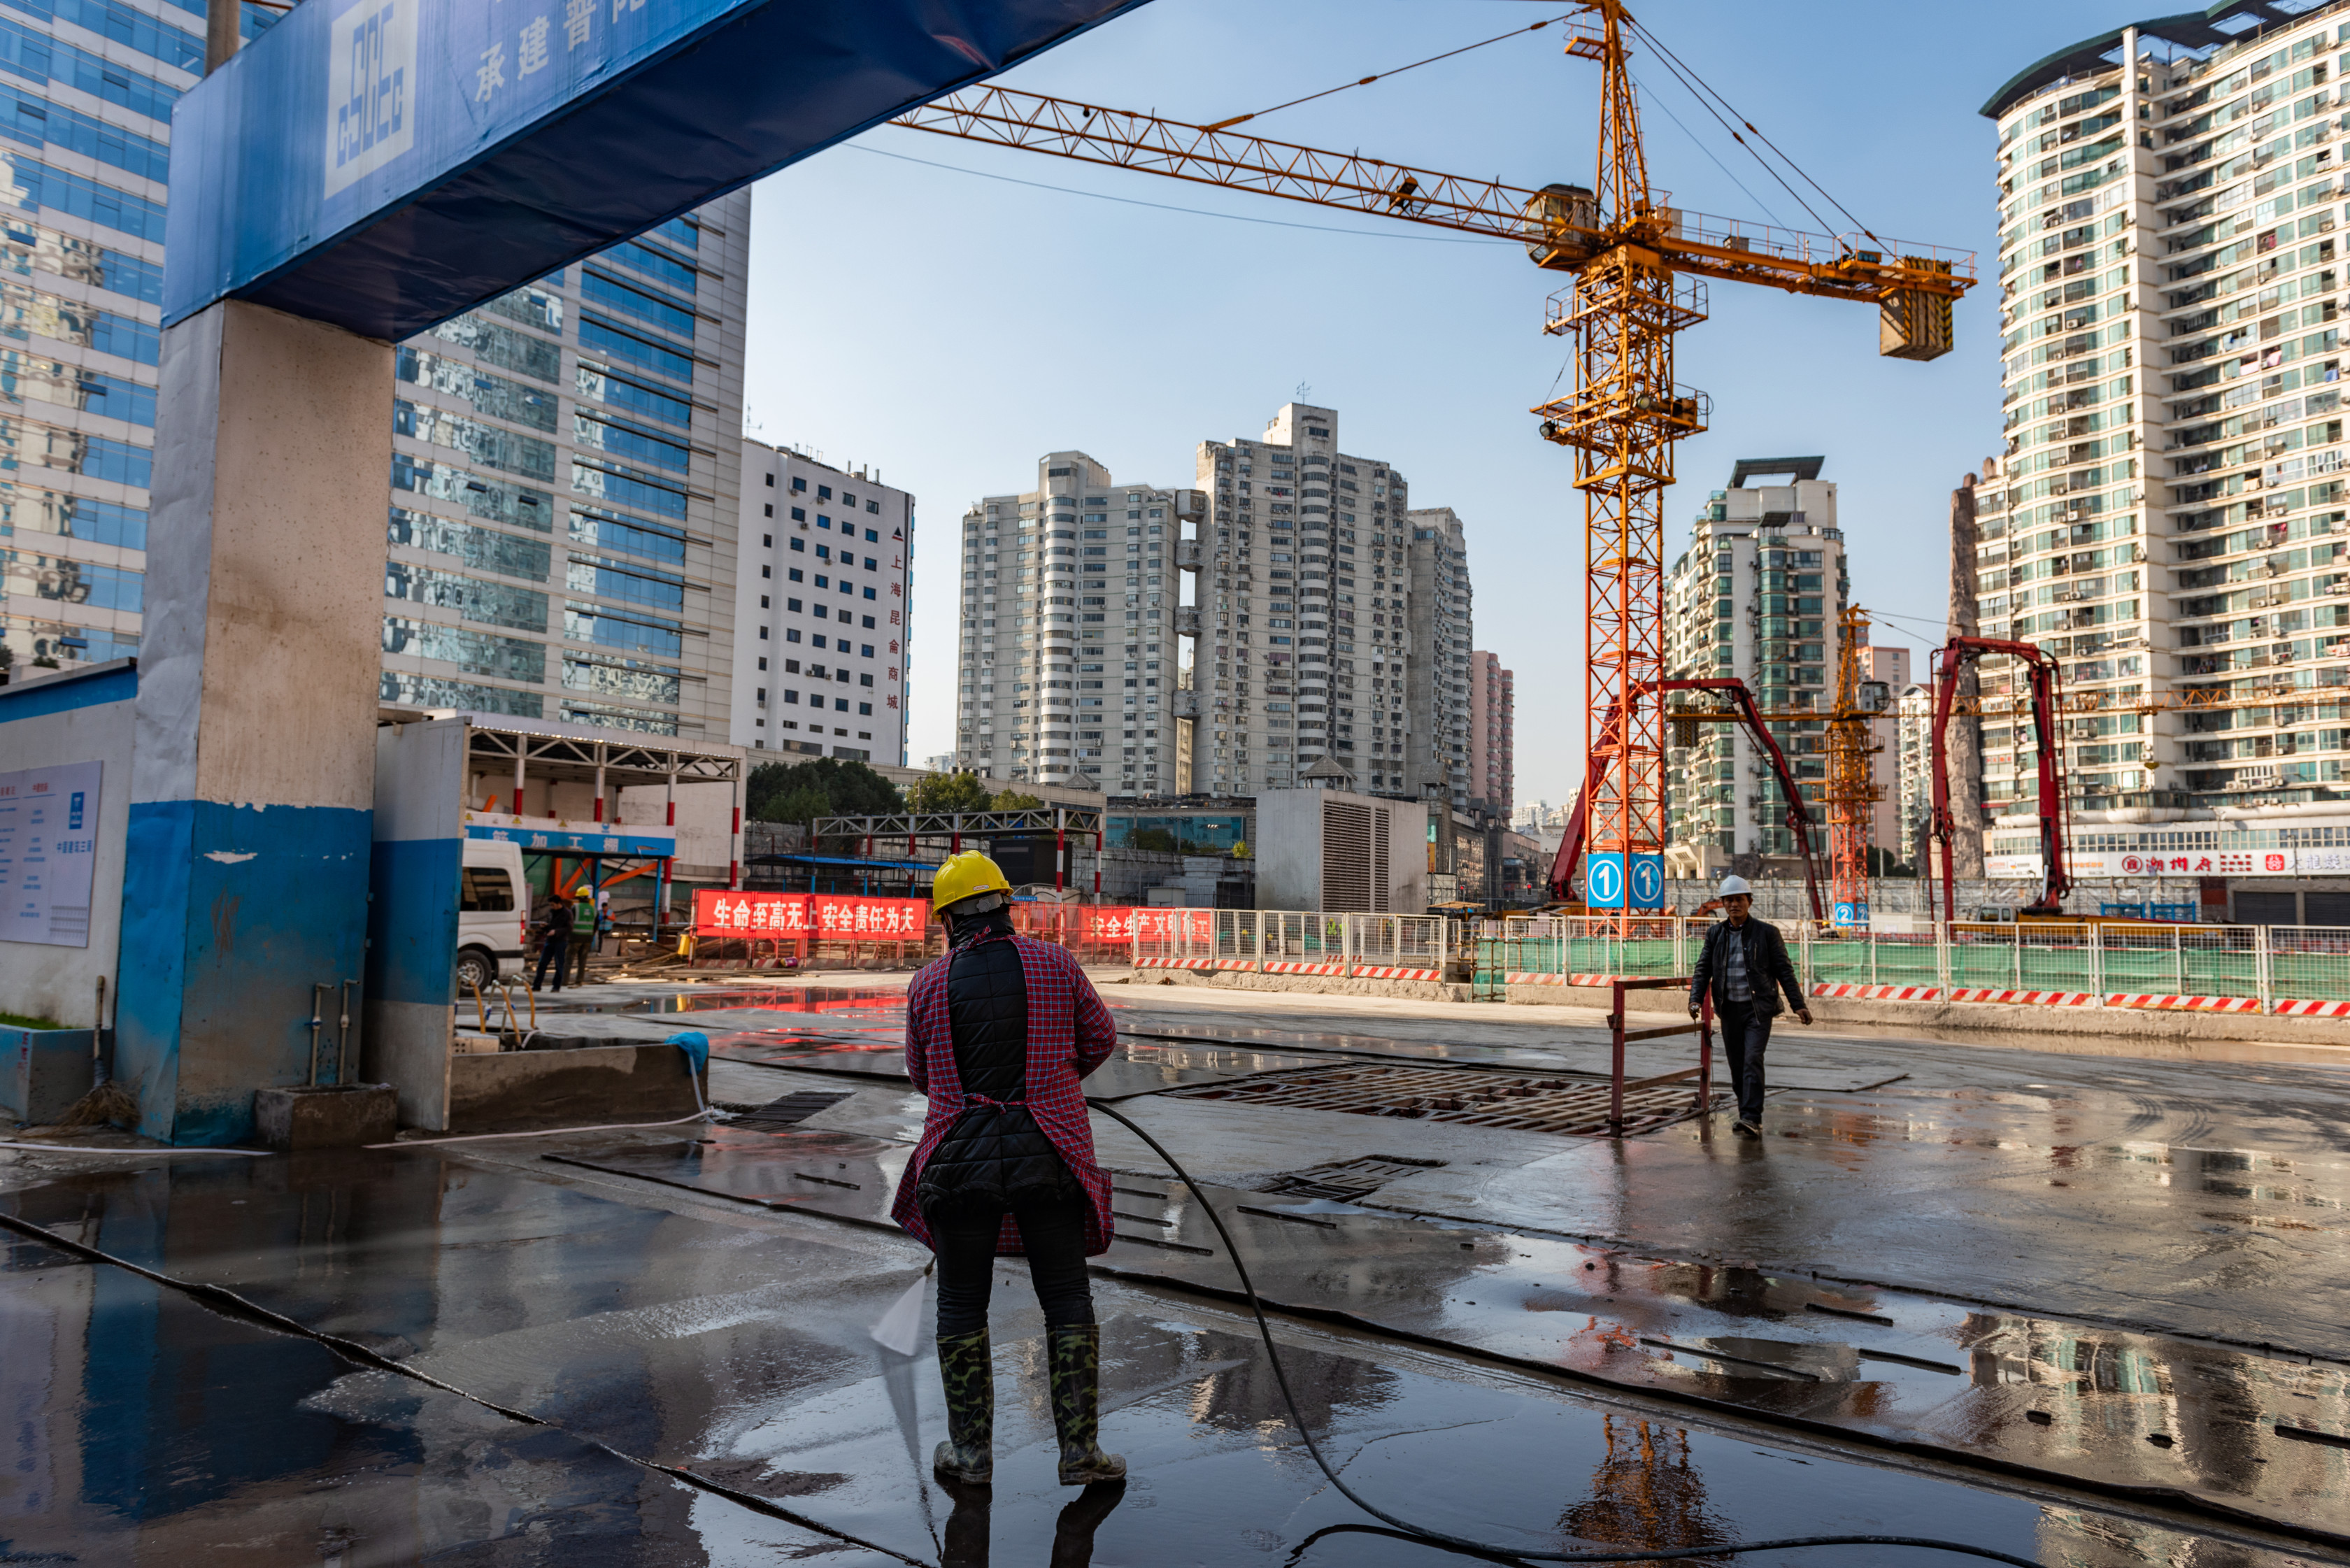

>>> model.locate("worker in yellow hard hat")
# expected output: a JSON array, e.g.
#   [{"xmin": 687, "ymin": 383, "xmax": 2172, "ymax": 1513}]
[{"xmin": 892, "ymin": 850, "xmax": 1126, "ymax": 1490}]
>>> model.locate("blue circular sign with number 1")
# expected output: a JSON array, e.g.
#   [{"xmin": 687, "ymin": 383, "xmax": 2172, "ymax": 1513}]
[
  {"xmin": 1588, "ymin": 856, "xmax": 1621, "ymax": 906},
  {"xmin": 1630, "ymin": 855, "xmax": 1662, "ymax": 906}
]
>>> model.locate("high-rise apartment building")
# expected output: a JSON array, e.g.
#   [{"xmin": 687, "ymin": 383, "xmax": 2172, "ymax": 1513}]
[
  {"xmin": 1983, "ymin": 6, "xmax": 2350, "ymax": 864},
  {"xmin": 0, "ymin": 3, "xmax": 752, "ymax": 742},
  {"xmin": 1404, "ymin": 506, "xmax": 1474, "ymax": 808},
  {"xmin": 1662, "ymin": 459, "xmax": 1852, "ymax": 866},
  {"xmin": 1468, "ymin": 650, "xmax": 1515, "ymax": 816},
  {"xmin": 1896, "ymin": 682, "xmax": 1937, "ymax": 869},
  {"xmin": 953, "ymin": 452, "xmax": 1198, "ymax": 791},
  {"xmin": 0, "ymin": 1, "xmax": 280, "ymax": 676},
  {"xmin": 1190, "ymin": 404, "xmax": 1427, "ymax": 797},
  {"xmin": 1859, "ymin": 640, "xmax": 1911, "ymax": 856},
  {"xmin": 731, "ymin": 444, "xmax": 913, "ymax": 762}
]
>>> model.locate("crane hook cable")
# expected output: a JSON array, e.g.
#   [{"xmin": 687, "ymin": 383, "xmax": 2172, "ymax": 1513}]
[{"xmin": 1083, "ymin": 1097, "xmax": 2039, "ymax": 1567}]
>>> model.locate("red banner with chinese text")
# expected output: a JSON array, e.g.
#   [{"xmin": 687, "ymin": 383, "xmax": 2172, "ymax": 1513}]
[{"xmin": 693, "ymin": 890, "xmax": 932, "ymax": 939}]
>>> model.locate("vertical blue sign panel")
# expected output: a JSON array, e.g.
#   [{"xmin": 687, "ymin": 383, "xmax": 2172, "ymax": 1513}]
[
  {"xmin": 1586, "ymin": 853, "xmax": 1664, "ymax": 911},
  {"xmin": 165, "ymin": 0, "xmax": 1149, "ymax": 339}
]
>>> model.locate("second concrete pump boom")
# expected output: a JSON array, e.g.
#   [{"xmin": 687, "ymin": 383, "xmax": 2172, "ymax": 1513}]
[{"xmin": 1928, "ymin": 638, "xmax": 2072, "ymax": 922}]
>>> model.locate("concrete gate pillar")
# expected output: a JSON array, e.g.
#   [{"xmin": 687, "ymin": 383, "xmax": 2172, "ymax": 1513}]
[{"xmin": 117, "ymin": 299, "xmax": 391, "ymax": 1144}]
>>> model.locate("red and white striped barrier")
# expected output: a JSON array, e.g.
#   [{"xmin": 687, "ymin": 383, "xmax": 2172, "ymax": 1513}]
[
  {"xmin": 2273, "ymin": 998, "xmax": 2350, "ymax": 1018},
  {"xmin": 1944, "ymin": 988, "xmax": 2099, "ymax": 1007},
  {"xmin": 2104, "ymin": 992, "xmax": 2262, "ymax": 1013},
  {"xmin": 1262, "ymin": 960, "xmax": 1348, "ymax": 976},
  {"xmin": 1500, "ymin": 972, "xmax": 1660, "ymax": 989},
  {"xmin": 1133, "ymin": 955, "xmax": 1216, "ymax": 970},
  {"xmin": 1809, "ymin": 983, "xmax": 1943, "ymax": 1002},
  {"xmin": 1215, "ymin": 958, "xmax": 1257, "ymax": 971},
  {"xmin": 1352, "ymin": 965, "xmax": 1441, "ymax": 981}
]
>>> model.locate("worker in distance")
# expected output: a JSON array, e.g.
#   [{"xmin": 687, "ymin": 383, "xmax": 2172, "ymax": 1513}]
[
  {"xmin": 891, "ymin": 850, "xmax": 1127, "ymax": 1489},
  {"xmin": 1687, "ymin": 874, "xmax": 1811, "ymax": 1137}
]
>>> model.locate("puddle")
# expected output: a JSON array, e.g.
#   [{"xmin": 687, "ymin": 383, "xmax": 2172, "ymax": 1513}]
[{"xmin": 1, "ymin": 1147, "xmax": 2330, "ymax": 1566}]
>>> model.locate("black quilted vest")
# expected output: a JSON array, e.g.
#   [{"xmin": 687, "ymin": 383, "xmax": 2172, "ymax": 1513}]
[{"xmin": 916, "ymin": 916, "xmax": 1078, "ymax": 1218}]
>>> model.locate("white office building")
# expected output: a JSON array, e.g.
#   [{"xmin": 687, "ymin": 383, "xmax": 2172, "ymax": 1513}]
[{"xmin": 731, "ymin": 444, "xmax": 913, "ymax": 762}]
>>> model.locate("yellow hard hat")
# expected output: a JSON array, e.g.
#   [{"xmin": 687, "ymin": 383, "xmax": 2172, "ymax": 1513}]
[{"xmin": 930, "ymin": 850, "xmax": 1013, "ymax": 915}]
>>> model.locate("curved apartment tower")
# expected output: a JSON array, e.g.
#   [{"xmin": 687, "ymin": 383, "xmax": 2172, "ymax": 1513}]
[{"xmin": 1982, "ymin": 5, "xmax": 2350, "ymax": 908}]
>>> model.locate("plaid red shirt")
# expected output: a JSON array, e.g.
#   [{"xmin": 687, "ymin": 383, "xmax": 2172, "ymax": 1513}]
[{"xmin": 891, "ymin": 931, "xmax": 1119, "ymax": 1256}]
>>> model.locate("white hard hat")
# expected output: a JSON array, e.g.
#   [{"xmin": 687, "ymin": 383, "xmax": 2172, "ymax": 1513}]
[{"xmin": 1717, "ymin": 874, "xmax": 1753, "ymax": 897}]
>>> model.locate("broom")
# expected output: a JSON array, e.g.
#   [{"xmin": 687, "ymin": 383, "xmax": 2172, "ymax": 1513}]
[{"xmin": 57, "ymin": 976, "xmax": 138, "ymax": 1129}]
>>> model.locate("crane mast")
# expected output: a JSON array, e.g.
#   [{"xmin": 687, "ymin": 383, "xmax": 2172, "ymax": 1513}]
[
  {"xmin": 1529, "ymin": 0, "xmax": 1704, "ymax": 922},
  {"xmin": 1825, "ymin": 606, "xmax": 1884, "ymax": 925},
  {"xmin": 894, "ymin": 4, "xmax": 1972, "ymax": 929}
]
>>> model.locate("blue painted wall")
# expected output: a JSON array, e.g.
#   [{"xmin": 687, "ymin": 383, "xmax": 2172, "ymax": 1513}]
[
  {"xmin": 117, "ymin": 799, "xmax": 371, "ymax": 1144},
  {"xmin": 366, "ymin": 836, "xmax": 457, "ymax": 1013}
]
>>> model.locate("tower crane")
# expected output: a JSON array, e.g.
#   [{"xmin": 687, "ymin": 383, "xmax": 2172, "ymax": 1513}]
[
  {"xmin": 895, "ymin": 1, "xmax": 1974, "ymax": 927},
  {"xmin": 1825, "ymin": 606, "xmax": 1890, "ymax": 925}
]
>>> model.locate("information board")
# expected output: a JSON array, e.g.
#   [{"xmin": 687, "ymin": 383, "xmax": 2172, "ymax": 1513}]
[{"xmin": 0, "ymin": 762, "xmax": 102, "ymax": 947}]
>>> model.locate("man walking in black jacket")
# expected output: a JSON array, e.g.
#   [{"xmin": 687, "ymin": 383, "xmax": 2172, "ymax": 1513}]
[{"xmin": 1688, "ymin": 875, "xmax": 1811, "ymax": 1137}]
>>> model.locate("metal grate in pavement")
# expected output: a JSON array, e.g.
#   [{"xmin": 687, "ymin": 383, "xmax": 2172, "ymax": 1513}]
[{"xmin": 1165, "ymin": 1062, "xmax": 1712, "ymax": 1136}]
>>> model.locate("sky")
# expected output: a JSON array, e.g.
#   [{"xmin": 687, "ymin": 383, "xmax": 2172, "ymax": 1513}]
[{"xmin": 739, "ymin": 0, "xmax": 2139, "ymax": 805}]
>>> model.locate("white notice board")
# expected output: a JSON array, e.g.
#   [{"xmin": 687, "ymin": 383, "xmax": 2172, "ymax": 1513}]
[{"xmin": 0, "ymin": 761, "xmax": 102, "ymax": 947}]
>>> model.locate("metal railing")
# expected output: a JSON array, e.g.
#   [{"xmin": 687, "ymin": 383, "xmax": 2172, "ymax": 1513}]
[
  {"xmin": 1132, "ymin": 908, "xmax": 1451, "ymax": 980},
  {"xmin": 1469, "ymin": 918, "xmax": 2350, "ymax": 1015}
]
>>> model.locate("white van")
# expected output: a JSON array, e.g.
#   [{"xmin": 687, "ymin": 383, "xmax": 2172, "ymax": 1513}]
[{"xmin": 457, "ymin": 838, "xmax": 529, "ymax": 994}]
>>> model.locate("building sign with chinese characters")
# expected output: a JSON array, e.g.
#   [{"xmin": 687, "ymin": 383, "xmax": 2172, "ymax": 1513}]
[
  {"xmin": 465, "ymin": 818, "xmax": 675, "ymax": 858},
  {"xmin": 1989, "ymin": 850, "xmax": 2330, "ymax": 880},
  {"xmin": 166, "ymin": 0, "xmax": 1148, "ymax": 340}
]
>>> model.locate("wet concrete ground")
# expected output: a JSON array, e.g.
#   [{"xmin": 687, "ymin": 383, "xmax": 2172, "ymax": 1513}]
[{"xmin": 6, "ymin": 972, "xmax": 2349, "ymax": 1564}]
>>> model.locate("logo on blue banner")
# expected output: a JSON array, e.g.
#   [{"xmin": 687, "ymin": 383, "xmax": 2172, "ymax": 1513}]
[{"xmin": 327, "ymin": 0, "xmax": 415, "ymax": 197}]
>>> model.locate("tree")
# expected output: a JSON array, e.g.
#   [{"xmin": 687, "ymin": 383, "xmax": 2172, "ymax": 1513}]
[
  {"xmin": 990, "ymin": 788, "xmax": 1045, "ymax": 811},
  {"xmin": 1230, "ymin": 839, "xmax": 1251, "ymax": 860},
  {"xmin": 745, "ymin": 757, "xmax": 905, "ymax": 826},
  {"xmin": 909, "ymin": 771, "xmax": 992, "ymax": 813},
  {"xmin": 1128, "ymin": 826, "xmax": 1176, "ymax": 853}
]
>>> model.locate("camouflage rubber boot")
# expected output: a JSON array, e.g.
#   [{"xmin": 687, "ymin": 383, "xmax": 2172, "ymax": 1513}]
[
  {"xmin": 933, "ymin": 1328, "xmax": 995, "ymax": 1484},
  {"xmin": 1046, "ymin": 1323, "xmax": 1127, "ymax": 1485}
]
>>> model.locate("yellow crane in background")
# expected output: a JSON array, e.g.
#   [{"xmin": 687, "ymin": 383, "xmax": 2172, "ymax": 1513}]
[{"xmin": 897, "ymin": 2, "xmax": 1974, "ymax": 924}]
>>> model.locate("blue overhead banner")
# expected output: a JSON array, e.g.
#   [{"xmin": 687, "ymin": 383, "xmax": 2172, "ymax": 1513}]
[{"xmin": 164, "ymin": 0, "xmax": 1147, "ymax": 340}]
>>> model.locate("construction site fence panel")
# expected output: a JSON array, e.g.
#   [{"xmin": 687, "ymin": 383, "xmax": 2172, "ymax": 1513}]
[
  {"xmin": 1463, "ymin": 918, "xmax": 2350, "ymax": 1014},
  {"xmin": 1130, "ymin": 908, "xmax": 1448, "ymax": 980}
]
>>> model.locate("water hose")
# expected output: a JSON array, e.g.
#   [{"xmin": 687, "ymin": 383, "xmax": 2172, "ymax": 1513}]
[{"xmin": 1084, "ymin": 1098, "xmax": 2038, "ymax": 1568}]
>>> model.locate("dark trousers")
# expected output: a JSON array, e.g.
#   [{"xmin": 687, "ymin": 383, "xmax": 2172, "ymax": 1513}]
[
  {"xmin": 569, "ymin": 932, "xmax": 592, "ymax": 985},
  {"xmin": 1718, "ymin": 1001, "xmax": 1772, "ymax": 1125},
  {"xmin": 532, "ymin": 935, "xmax": 569, "ymax": 992},
  {"xmin": 930, "ymin": 1193, "xmax": 1096, "ymax": 1339}
]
